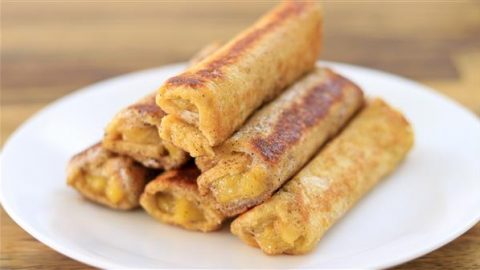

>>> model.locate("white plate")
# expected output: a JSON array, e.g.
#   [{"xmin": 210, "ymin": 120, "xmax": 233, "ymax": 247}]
[{"xmin": 1, "ymin": 62, "xmax": 480, "ymax": 269}]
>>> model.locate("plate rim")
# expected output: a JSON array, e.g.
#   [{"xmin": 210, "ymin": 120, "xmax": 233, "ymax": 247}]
[{"xmin": 1, "ymin": 61, "xmax": 479, "ymax": 269}]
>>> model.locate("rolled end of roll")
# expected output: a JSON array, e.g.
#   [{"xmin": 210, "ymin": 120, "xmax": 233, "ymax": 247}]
[
  {"xmin": 140, "ymin": 164, "xmax": 226, "ymax": 232},
  {"xmin": 67, "ymin": 143, "xmax": 154, "ymax": 210},
  {"xmin": 103, "ymin": 94, "xmax": 189, "ymax": 169},
  {"xmin": 159, "ymin": 114, "xmax": 215, "ymax": 158}
]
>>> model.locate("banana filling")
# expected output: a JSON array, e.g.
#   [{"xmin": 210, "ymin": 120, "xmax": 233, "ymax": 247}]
[
  {"xmin": 201, "ymin": 153, "xmax": 267, "ymax": 203},
  {"xmin": 155, "ymin": 192, "xmax": 206, "ymax": 224},
  {"xmin": 112, "ymin": 120, "xmax": 181, "ymax": 160},
  {"xmin": 83, "ymin": 173, "xmax": 125, "ymax": 204},
  {"xmin": 116, "ymin": 121, "xmax": 168, "ymax": 159},
  {"xmin": 121, "ymin": 124, "xmax": 163, "ymax": 145},
  {"xmin": 212, "ymin": 167, "xmax": 267, "ymax": 203},
  {"xmin": 252, "ymin": 218, "xmax": 304, "ymax": 254}
]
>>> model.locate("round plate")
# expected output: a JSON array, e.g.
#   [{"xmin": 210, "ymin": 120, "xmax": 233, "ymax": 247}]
[{"xmin": 1, "ymin": 62, "xmax": 480, "ymax": 269}]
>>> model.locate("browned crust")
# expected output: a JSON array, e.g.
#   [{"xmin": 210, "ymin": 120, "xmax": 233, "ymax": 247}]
[
  {"xmin": 68, "ymin": 142, "xmax": 111, "ymax": 171},
  {"xmin": 102, "ymin": 42, "xmax": 219, "ymax": 169},
  {"xmin": 231, "ymin": 98, "xmax": 414, "ymax": 254},
  {"xmin": 146, "ymin": 163, "xmax": 200, "ymax": 193},
  {"xmin": 250, "ymin": 69, "xmax": 363, "ymax": 164},
  {"xmin": 165, "ymin": 1, "xmax": 311, "ymax": 88},
  {"xmin": 127, "ymin": 94, "xmax": 165, "ymax": 118}
]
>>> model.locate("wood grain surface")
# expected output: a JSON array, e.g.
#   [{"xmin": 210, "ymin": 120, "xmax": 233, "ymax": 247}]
[{"xmin": 1, "ymin": 1, "xmax": 479, "ymax": 269}]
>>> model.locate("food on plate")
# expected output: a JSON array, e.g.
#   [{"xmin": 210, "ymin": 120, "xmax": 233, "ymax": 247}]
[
  {"xmin": 230, "ymin": 99, "xmax": 414, "ymax": 254},
  {"xmin": 140, "ymin": 164, "xmax": 225, "ymax": 232},
  {"xmin": 197, "ymin": 67, "xmax": 364, "ymax": 216},
  {"xmin": 67, "ymin": 143, "xmax": 156, "ymax": 210},
  {"xmin": 102, "ymin": 42, "xmax": 221, "ymax": 169},
  {"xmin": 157, "ymin": 0, "xmax": 323, "ymax": 157},
  {"xmin": 103, "ymin": 94, "xmax": 189, "ymax": 169},
  {"xmin": 63, "ymin": 1, "xmax": 418, "ymax": 256}
]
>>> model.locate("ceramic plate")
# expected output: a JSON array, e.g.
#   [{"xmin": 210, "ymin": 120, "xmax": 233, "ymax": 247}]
[{"xmin": 1, "ymin": 62, "xmax": 480, "ymax": 269}]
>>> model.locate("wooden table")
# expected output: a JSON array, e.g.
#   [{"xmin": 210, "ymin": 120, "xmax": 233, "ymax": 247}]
[{"xmin": 1, "ymin": 1, "xmax": 479, "ymax": 269}]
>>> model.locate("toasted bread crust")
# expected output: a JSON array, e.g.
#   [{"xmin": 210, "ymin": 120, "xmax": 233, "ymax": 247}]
[
  {"xmin": 197, "ymin": 67, "xmax": 364, "ymax": 216},
  {"xmin": 158, "ymin": 1, "xmax": 323, "ymax": 155},
  {"xmin": 250, "ymin": 70, "xmax": 358, "ymax": 164},
  {"xmin": 231, "ymin": 99, "xmax": 414, "ymax": 254},
  {"xmin": 166, "ymin": 1, "xmax": 311, "ymax": 88},
  {"xmin": 127, "ymin": 94, "xmax": 164, "ymax": 117},
  {"xmin": 102, "ymin": 42, "xmax": 221, "ymax": 168}
]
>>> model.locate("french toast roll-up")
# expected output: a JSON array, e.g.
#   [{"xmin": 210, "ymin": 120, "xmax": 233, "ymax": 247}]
[
  {"xmin": 231, "ymin": 99, "xmax": 414, "ymax": 255},
  {"xmin": 103, "ymin": 94, "xmax": 188, "ymax": 170},
  {"xmin": 196, "ymin": 67, "xmax": 364, "ymax": 216},
  {"xmin": 67, "ymin": 143, "xmax": 157, "ymax": 210},
  {"xmin": 140, "ymin": 164, "xmax": 225, "ymax": 232},
  {"xmin": 157, "ymin": 1, "xmax": 323, "ymax": 157},
  {"xmin": 102, "ymin": 42, "xmax": 221, "ymax": 169}
]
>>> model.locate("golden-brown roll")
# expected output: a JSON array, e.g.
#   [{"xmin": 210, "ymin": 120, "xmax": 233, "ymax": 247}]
[
  {"xmin": 67, "ymin": 143, "xmax": 156, "ymax": 210},
  {"xmin": 231, "ymin": 99, "xmax": 414, "ymax": 255},
  {"xmin": 103, "ymin": 94, "xmax": 188, "ymax": 169},
  {"xmin": 197, "ymin": 67, "xmax": 364, "ymax": 216},
  {"xmin": 140, "ymin": 164, "xmax": 225, "ymax": 232},
  {"xmin": 102, "ymin": 43, "xmax": 222, "ymax": 169},
  {"xmin": 157, "ymin": 1, "xmax": 323, "ymax": 157}
]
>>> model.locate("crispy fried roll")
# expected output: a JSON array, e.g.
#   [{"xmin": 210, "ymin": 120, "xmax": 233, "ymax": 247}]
[
  {"xmin": 102, "ymin": 43, "xmax": 222, "ymax": 169},
  {"xmin": 67, "ymin": 143, "xmax": 155, "ymax": 210},
  {"xmin": 231, "ymin": 99, "xmax": 414, "ymax": 255},
  {"xmin": 103, "ymin": 94, "xmax": 188, "ymax": 169},
  {"xmin": 157, "ymin": 1, "xmax": 323, "ymax": 157},
  {"xmin": 140, "ymin": 164, "xmax": 225, "ymax": 232},
  {"xmin": 197, "ymin": 68, "xmax": 364, "ymax": 216}
]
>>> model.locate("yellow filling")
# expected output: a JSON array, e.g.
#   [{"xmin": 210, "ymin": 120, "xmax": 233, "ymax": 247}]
[
  {"xmin": 213, "ymin": 166, "xmax": 267, "ymax": 203},
  {"xmin": 122, "ymin": 125, "xmax": 161, "ymax": 145},
  {"xmin": 254, "ymin": 220, "xmax": 303, "ymax": 254},
  {"xmin": 173, "ymin": 198, "xmax": 205, "ymax": 223},
  {"xmin": 84, "ymin": 174, "xmax": 125, "ymax": 205},
  {"xmin": 85, "ymin": 175, "xmax": 107, "ymax": 193},
  {"xmin": 156, "ymin": 193, "xmax": 176, "ymax": 214},
  {"xmin": 277, "ymin": 221, "xmax": 303, "ymax": 246},
  {"xmin": 255, "ymin": 225, "xmax": 291, "ymax": 254},
  {"xmin": 156, "ymin": 193, "xmax": 205, "ymax": 224},
  {"xmin": 105, "ymin": 178, "xmax": 124, "ymax": 204}
]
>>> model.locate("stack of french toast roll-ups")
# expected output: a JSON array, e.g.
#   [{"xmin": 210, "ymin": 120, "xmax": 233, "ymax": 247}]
[{"xmin": 67, "ymin": 1, "xmax": 414, "ymax": 255}]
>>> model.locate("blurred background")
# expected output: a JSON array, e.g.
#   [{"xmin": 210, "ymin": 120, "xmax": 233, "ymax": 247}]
[{"xmin": 1, "ymin": 1, "xmax": 479, "ymax": 269}]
